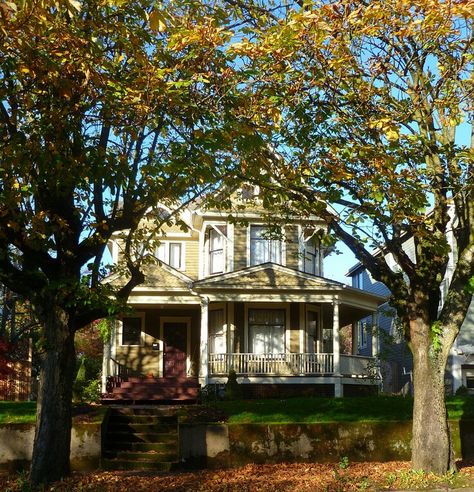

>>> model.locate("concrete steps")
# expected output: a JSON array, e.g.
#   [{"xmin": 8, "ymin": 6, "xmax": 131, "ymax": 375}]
[{"xmin": 102, "ymin": 407, "xmax": 181, "ymax": 471}]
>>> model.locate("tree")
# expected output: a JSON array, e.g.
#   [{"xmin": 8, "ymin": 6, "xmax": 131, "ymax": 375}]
[
  {"xmin": 233, "ymin": 0, "xmax": 474, "ymax": 473},
  {"xmin": 0, "ymin": 0, "xmax": 251, "ymax": 484}
]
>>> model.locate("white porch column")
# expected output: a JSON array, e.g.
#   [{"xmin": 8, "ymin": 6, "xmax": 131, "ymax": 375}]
[
  {"xmin": 199, "ymin": 297, "xmax": 209, "ymax": 386},
  {"xmin": 333, "ymin": 300, "xmax": 343, "ymax": 397},
  {"xmin": 371, "ymin": 312, "xmax": 379, "ymax": 358}
]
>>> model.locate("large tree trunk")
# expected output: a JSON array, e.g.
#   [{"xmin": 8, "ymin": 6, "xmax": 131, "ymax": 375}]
[
  {"xmin": 30, "ymin": 305, "xmax": 76, "ymax": 485},
  {"xmin": 411, "ymin": 317, "xmax": 453, "ymax": 474}
]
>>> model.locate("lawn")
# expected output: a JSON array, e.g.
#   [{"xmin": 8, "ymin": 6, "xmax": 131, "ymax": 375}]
[
  {"xmin": 2, "ymin": 396, "xmax": 473, "ymax": 425},
  {"xmin": 207, "ymin": 395, "xmax": 474, "ymax": 424},
  {"xmin": 0, "ymin": 401, "xmax": 106, "ymax": 424}
]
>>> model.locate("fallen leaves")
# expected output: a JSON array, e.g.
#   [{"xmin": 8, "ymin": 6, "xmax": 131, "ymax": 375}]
[{"xmin": 2, "ymin": 461, "xmax": 474, "ymax": 491}]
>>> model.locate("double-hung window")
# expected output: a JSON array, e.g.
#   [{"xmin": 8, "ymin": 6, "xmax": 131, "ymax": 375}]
[
  {"xmin": 250, "ymin": 225, "xmax": 282, "ymax": 266},
  {"xmin": 156, "ymin": 242, "xmax": 183, "ymax": 270},
  {"xmin": 248, "ymin": 309, "xmax": 285, "ymax": 354},
  {"xmin": 303, "ymin": 240, "xmax": 319, "ymax": 275},
  {"xmin": 209, "ymin": 228, "xmax": 225, "ymax": 274},
  {"xmin": 208, "ymin": 309, "xmax": 226, "ymax": 353}
]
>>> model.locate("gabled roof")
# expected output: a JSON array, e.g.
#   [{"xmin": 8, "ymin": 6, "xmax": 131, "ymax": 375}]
[
  {"xmin": 193, "ymin": 262, "xmax": 383, "ymax": 298},
  {"xmin": 133, "ymin": 261, "xmax": 194, "ymax": 291}
]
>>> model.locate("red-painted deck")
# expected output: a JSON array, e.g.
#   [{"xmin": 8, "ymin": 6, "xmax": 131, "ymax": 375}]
[{"xmin": 102, "ymin": 376, "xmax": 200, "ymax": 404}]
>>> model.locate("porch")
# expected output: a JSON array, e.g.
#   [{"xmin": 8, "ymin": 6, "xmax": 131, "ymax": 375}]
[{"xmin": 208, "ymin": 353, "xmax": 376, "ymax": 378}]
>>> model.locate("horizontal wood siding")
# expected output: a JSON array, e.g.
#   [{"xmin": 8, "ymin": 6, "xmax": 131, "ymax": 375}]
[
  {"xmin": 285, "ymin": 225, "xmax": 299, "ymax": 269},
  {"xmin": 183, "ymin": 238, "xmax": 199, "ymax": 279},
  {"xmin": 234, "ymin": 226, "xmax": 247, "ymax": 270}
]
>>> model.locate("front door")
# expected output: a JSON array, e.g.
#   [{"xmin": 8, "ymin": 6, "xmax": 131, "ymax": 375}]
[{"xmin": 163, "ymin": 322, "xmax": 187, "ymax": 378}]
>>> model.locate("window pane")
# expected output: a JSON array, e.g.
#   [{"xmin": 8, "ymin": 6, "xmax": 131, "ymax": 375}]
[
  {"xmin": 169, "ymin": 243, "xmax": 181, "ymax": 269},
  {"xmin": 122, "ymin": 317, "xmax": 141, "ymax": 345},
  {"xmin": 210, "ymin": 250, "xmax": 224, "ymax": 274},
  {"xmin": 209, "ymin": 229, "xmax": 224, "ymax": 274},
  {"xmin": 156, "ymin": 243, "xmax": 166, "ymax": 262},
  {"xmin": 209, "ymin": 309, "xmax": 226, "ymax": 353},
  {"xmin": 249, "ymin": 309, "xmax": 285, "ymax": 354},
  {"xmin": 250, "ymin": 226, "xmax": 281, "ymax": 266}
]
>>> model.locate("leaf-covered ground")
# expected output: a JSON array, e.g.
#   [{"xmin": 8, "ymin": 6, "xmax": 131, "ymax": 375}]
[{"xmin": 2, "ymin": 461, "xmax": 474, "ymax": 491}]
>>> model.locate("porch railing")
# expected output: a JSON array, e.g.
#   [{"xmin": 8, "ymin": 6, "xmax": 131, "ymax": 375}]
[
  {"xmin": 208, "ymin": 353, "xmax": 334, "ymax": 376},
  {"xmin": 340, "ymin": 354, "xmax": 378, "ymax": 378}
]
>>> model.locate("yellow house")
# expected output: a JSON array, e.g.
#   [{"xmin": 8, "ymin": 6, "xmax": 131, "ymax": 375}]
[{"xmin": 102, "ymin": 192, "xmax": 385, "ymax": 401}]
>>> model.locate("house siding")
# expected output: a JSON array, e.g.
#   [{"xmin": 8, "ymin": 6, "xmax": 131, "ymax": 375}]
[
  {"xmin": 285, "ymin": 225, "xmax": 299, "ymax": 270},
  {"xmin": 234, "ymin": 226, "xmax": 247, "ymax": 270}
]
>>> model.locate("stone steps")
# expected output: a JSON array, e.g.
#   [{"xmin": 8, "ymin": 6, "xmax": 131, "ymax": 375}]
[{"xmin": 102, "ymin": 407, "xmax": 181, "ymax": 471}]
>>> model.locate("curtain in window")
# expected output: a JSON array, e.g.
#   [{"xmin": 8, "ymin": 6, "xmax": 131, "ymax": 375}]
[
  {"xmin": 209, "ymin": 309, "xmax": 226, "ymax": 353},
  {"xmin": 250, "ymin": 226, "xmax": 281, "ymax": 265},
  {"xmin": 248, "ymin": 309, "xmax": 285, "ymax": 354},
  {"xmin": 169, "ymin": 243, "xmax": 181, "ymax": 269}
]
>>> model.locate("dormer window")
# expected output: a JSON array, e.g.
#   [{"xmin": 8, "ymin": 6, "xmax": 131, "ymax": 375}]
[
  {"xmin": 156, "ymin": 241, "xmax": 184, "ymax": 270},
  {"xmin": 250, "ymin": 225, "xmax": 282, "ymax": 266}
]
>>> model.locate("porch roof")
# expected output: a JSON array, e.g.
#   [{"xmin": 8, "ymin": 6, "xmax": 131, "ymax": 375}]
[{"xmin": 193, "ymin": 263, "xmax": 386, "ymax": 312}]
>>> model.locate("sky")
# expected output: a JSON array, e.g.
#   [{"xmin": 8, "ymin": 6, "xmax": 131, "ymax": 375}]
[{"xmin": 323, "ymin": 241, "xmax": 357, "ymax": 285}]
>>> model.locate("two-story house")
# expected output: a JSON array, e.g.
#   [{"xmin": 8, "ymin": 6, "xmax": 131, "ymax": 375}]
[
  {"xmin": 102, "ymin": 192, "xmax": 385, "ymax": 401},
  {"xmin": 347, "ymin": 234, "xmax": 474, "ymax": 395}
]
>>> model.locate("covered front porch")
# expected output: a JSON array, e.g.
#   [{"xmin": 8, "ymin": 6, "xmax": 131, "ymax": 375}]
[{"xmin": 103, "ymin": 263, "xmax": 385, "ymax": 400}]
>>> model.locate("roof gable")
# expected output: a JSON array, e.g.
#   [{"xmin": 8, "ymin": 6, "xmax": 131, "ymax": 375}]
[{"xmin": 193, "ymin": 263, "xmax": 344, "ymax": 291}]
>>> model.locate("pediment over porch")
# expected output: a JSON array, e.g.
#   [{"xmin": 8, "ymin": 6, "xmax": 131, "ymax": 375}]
[{"xmin": 193, "ymin": 263, "xmax": 344, "ymax": 291}]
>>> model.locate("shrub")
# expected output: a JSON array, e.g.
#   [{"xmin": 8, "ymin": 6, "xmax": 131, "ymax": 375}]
[
  {"xmin": 225, "ymin": 369, "xmax": 242, "ymax": 400},
  {"xmin": 455, "ymin": 385, "xmax": 469, "ymax": 396}
]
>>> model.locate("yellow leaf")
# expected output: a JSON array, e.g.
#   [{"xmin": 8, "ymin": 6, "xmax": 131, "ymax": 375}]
[
  {"xmin": 68, "ymin": 0, "xmax": 81, "ymax": 12},
  {"xmin": 149, "ymin": 9, "xmax": 167, "ymax": 33}
]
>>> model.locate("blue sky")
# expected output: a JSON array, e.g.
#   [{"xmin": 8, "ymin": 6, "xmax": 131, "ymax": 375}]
[{"xmin": 324, "ymin": 241, "xmax": 357, "ymax": 285}]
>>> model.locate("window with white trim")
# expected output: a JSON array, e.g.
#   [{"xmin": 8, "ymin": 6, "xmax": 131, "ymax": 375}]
[
  {"xmin": 156, "ymin": 241, "xmax": 183, "ymax": 270},
  {"xmin": 209, "ymin": 309, "xmax": 226, "ymax": 353},
  {"xmin": 303, "ymin": 239, "xmax": 319, "ymax": 275},
  {"xmin": 209, "ymin": 227, "xmax": 225, "ymax": 274},
  {"xmin": 248, "ymin": 309, "xmax": 285, "ymax": 354},
  {"xmin": 250, "ymin": 225, "xmax": 282, "ymax": 266},
  {"xmin": 121, "ymin": 316, "xmax": 143, "ymax": 346},
  {"xmin": 357, "ymin": 321, "xmax": 368, "ymax": 349},
  {"xmin": 353, "ymin": 271, "xmax": 364, "ymax": 289}
]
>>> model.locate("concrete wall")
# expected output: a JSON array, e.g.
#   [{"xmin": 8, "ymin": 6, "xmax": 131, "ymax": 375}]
[
  {"xmin": 0, "ymin": 423, "xmax": 103, "ymax": 472},
  {"xmin": 180, "ymin": 420, "xmax": 474, "ymax": 469}
]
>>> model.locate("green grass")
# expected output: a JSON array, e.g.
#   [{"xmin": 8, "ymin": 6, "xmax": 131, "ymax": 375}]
[
  {"xmin": 2, "ymin": 396, "xmax": 473, "ymax": 425},
  {"xmin": 0, "ymin": 401, "xmax": 36, "ymax": 424},
  {"xmin": 0, "ymin": 401, "xmax": 107, "ymax": 424},
  {"xmin": 211, "ymin": 396, "xmax": 474, "ymax": 424}
]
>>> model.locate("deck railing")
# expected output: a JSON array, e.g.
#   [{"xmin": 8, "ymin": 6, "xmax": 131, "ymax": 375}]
[{"xmin": 208, "ymin": 353, "xmax": 334, "ymax": 376}]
